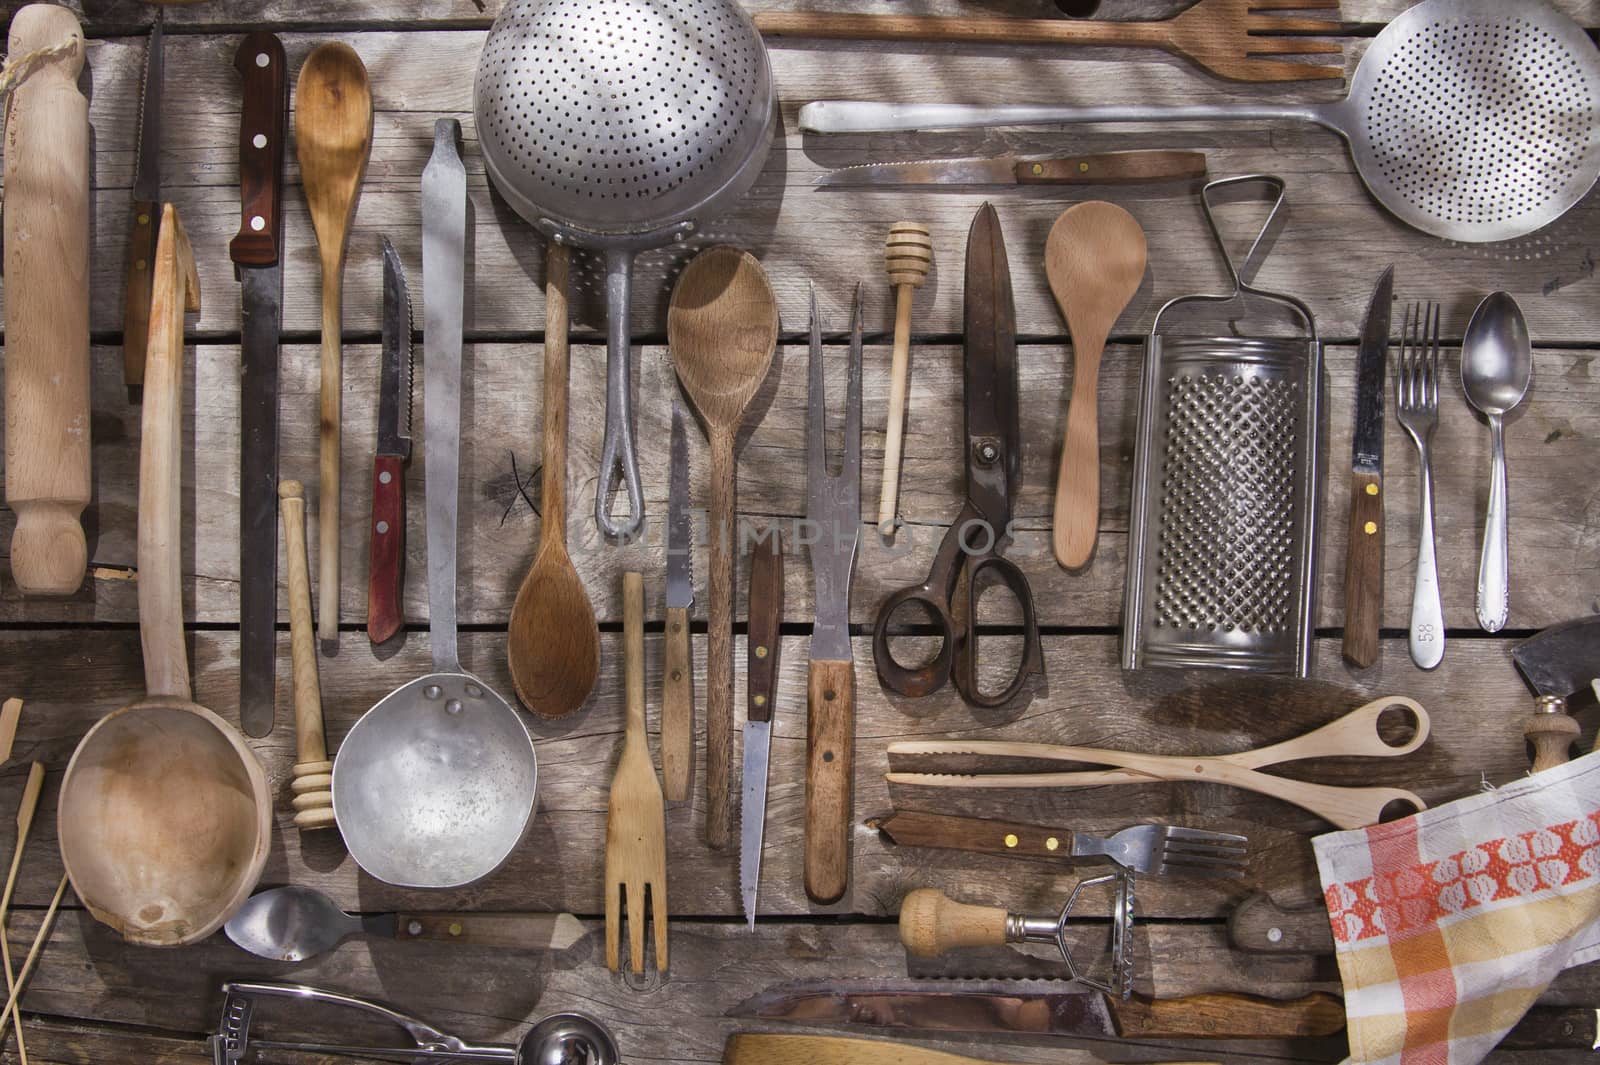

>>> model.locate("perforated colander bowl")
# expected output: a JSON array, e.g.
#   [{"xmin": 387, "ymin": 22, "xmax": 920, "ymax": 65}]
[{"xmin": 476, "ymin": 0, "xmax": 777, "ymax": 537}]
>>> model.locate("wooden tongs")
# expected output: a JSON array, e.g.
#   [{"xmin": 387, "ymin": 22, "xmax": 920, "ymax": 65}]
[{"xmin": 887, "ymin": 697, "xmax": 1429, "ymax": 830}]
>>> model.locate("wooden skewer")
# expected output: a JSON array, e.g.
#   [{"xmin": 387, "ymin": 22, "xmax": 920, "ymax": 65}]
[
  {"xmin": 0, "ymin": 873, "xmax": 68, "ymax": 1043},
  {"xmin": 877, "ymin": 222, "xmax": 932, "ymax": 538},
  {"xmin": 0, "ymin": 763, "xmax": 43, "ymax": 1065}
]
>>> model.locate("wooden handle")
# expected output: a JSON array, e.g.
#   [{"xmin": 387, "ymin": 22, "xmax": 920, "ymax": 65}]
[
  {"xmin": 394, "ymin": 912, "xmax": 584, "ymax": 952},
  {"xmin": 1525, "ymin": 701, "xmax": 1582, "ymax": 773},
  {"xmin": 541, "ymin": 242, "xmax": 570, "ymax": 536},
  {"xmin": 722, "ymin": 1034, "xmax": 1209, "ymax": 1065},
  {"xmin": 1111, "ymin": 991, "xmax": 1347, "ymax": 1040},
  {"xmin": 1342, "ymin": 470, "xmax": 1384, "ymax": 668},
  {"xmin": 366, "ymin": 455, "xmax": 406, "ymax": 644},
  {"xmin": 753, "ymin": 11, "xmax": 1166, "ymax": 48},
  {"xmin": 4, "ymin": 6, "xmax": 90, "ymax": 597},
  {"xmin": 704, "ymin": 429, "xmax": 736, "ymax": 850},
  {"xmin": 137, "ymin": 205, "xmax": 201, "ymax": 701},
  {"xmin": 624, "ymin": 572, "xmax": 646, "ymax": 747},
  {"xmin": 662, "ymin": 605, "xmax": 693, "ymax": 802},
  {"xmin": 878, "ymin": 810, "xmax": 1073, "ymax": 860},
  {"xmin": 879, "ymin": 223, "xmax": 930, "ymax": 537},
  {"xmin": 898, "ymin": 888, "xmax": 1007, "ymax": 957},
  {"xmin": 122, "ymin": 199, "xmax": 157, "ymax": 392},
  {"xmin": 2, "ymin": 764, "xmax": 46, "ymax": 918},
  {"xmin": 1227, "ymin": 892, "xmax": 1335, "ymax": 954},
  {"xmin": 281, "ymin": 480, "xmax": 335, "ymax": 830},
  {"xmin": 1052, "ymin": 346, "xmax": 1104, "ymax": 568},
  {"xmin": 805, "ymin": 659, "xmax": 855, "ymax": 904},
  {"xmin": 317, "ymin": 261, "xmax": 344, "ymax": 643},
  {"xmin": 229, "ymin": 32, "xmax": 287, "ymax": 267},
  {"xmin": 1015, "ymin": 151, "xmax": 1208, "ymax": 184}
]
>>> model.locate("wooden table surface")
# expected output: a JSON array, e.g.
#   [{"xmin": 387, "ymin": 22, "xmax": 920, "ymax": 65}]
[{"xmin": 1, "ymin": 0, "xmax": 1598, "ymax": 1061}]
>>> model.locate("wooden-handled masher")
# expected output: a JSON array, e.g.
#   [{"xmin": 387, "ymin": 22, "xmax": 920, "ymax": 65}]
[
  {"xmin": 878, "ymin": 222, "xmax": 931, "ymax": 537},
  {"xmin": 280, "ymin": 481, "xmax": 336, "ymax": 831},
  {"xmin": 4, "ymin": 5, "xmax": 90, "ymax": 596}
]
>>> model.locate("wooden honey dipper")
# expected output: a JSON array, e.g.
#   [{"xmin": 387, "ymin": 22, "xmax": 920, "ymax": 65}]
[
  {"xmin": 279, "ymin": 480, "xmax": 336, "ymax": 830},
  {"xmin": 878, "ymin": 222, "xmax": 933, "ymax": 537}
]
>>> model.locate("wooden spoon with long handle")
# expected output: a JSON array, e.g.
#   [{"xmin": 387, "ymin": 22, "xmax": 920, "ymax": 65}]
[
  {"xmin": 4, "ymin": 6, "xmax": 90, "ymax": 597},
  {"xmin": 1047, "ymin": 203, "xmax": 1146, "ymax": 570},
  {"xmin": 668, "ymin": 247, "xmax": 779, "ymax": 850},
  {"xmin": 295, "ymin": 43, "xmax": 372, "ymax": 643},
  {"xmin": 507, "ymin": 243, "xmax": 601, "ymax": 718}
]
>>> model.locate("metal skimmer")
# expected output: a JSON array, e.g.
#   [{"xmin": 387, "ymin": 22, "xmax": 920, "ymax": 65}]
[
  {"xmin": 1122, "ymin": 175, "xmax": 1321, "ymax": 677},
  {"xmin": 475, "ymin": 0, "xmax": 777, "ymax": 538}
]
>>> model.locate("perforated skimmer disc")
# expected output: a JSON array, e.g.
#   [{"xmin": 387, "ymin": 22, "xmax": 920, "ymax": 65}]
[
  {"xmin": 1347, "ymin": 0, "xmax": 1600, "ymax": 243},
  {"xmin": 475, "ymin": 0, "xmax": 774, "ymax": 237}
]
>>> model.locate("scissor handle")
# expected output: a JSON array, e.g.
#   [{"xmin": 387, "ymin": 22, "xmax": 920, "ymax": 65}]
[
  {"xmin": 873, "ymin": 582, "xmax": 956, "ymax": 699},
  {"xmin": 953, "ymin": 554, "xmax": 1044, "ymax": 709},
  {"xmin": 1229, "ymin": 696, "xmax": 1430, "ymax": 770}
]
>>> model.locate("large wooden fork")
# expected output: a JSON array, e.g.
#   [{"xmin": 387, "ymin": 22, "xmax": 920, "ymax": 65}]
[{"xmin": 755, "ymin": 0, "xmax": 1345, "ymax": 84}]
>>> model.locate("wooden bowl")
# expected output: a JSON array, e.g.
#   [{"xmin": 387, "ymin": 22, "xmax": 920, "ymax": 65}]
[{"xmin": 58, "ymin": 699, "xmax": 271, "ymax": 947}]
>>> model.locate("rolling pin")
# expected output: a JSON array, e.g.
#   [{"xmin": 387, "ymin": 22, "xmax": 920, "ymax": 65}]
[{"xmin": 4, "ymin": 5, "xmax": 90, "ymax": 596}]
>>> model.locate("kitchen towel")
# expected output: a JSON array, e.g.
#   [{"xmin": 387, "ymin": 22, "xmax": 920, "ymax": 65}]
[{"xmin": 1314, "ymin": 750, "xmax": 1600, "ymax": 1065}]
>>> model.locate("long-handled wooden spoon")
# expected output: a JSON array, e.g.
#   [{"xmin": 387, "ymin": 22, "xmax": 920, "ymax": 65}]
[
  {"xmin": 295, "ymin": 43, "xmax": 372, "ymax": 643},
  {"xmin": 1047, "ymin": 202, "xmax": 1146, "ymax": 570},
  {"xmin": 668, "ymin": 246, "xmax": 779, "ymax": 850},
  {"xmin": 508, "ymin": 244, "xmax": 600, "ymax": 718}
]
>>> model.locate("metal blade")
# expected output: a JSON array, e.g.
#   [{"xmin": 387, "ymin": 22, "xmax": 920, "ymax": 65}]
[
  {"xmin": 726, "ymin": 979, "xmax": 1116, "ymax": 1038},
  {"xmin": 817, "ymin": 157, "xmax": 1017, "ymax": 187},
  {"xmin": 237, "ymin": 262, "xmax": 283, "ymax": 738},
  {"xmin": 963, "ymin": 203, "xmax": 1022, "ymax": 507},
  {"xmin": 666, "ymin": 403, "xmax": 693, "ymax": 610},
  {"xmin": 804, "ymin": 284, "xmax": 862, "ymax": 662},
  {"xmin": 377, "ymin": 237, "xmax": 414, "ymax": 458},
  {"xmin": 739, "ymin": 718, "xmax": 771, "ymax": 930},
  {"xmin": 1352, "ymin": 265, "xmax": 1393, "ymax": 473},
  {"xmin": 132, "ymin": 13, "xmax": 163, "ymax": 202}
]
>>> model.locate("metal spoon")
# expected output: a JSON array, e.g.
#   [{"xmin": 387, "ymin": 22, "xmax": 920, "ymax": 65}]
[
  {"xmin": 225, "ymin": 885, "xmax": 584, "ymax": 962},
  {"xmin": 1461, "ymin": 291, "xmax": 1532, "ymax": 633}
]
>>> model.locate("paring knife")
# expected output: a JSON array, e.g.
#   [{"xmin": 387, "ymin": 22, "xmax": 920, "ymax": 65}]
[
  {"xmin": 1341, "ymin": 265, "xmax": 1393, "ymax": 668},
  {"xmin": 367, "ymin": 238, "xmax": 413, "ymax": 645},
  {"xmin": 741, "ymin": 529, "xmax": 784, "ymax": 930},
  {"xmin": 231, "ymin": 31, "xmax": 288, "ymax": 739},
  {"xmin": 122, "ymin": 11, "xmax": 163, "ymax": 398},
  {"xmin": 728, "ymin": 978, "xmax": 1347, "ymax": 1040},
  {"xmin": 818, "ymin": 150, "xmax": 1207, "ymax": 188},
  {"xmin": 662, "ymin": 402, "xmax": 694, "ymax": 801}
]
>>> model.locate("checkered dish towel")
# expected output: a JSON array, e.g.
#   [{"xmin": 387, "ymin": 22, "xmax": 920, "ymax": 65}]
[{"xmin": 1313, "ymin": 751, "xmax": 1600, "ymax": 1065}]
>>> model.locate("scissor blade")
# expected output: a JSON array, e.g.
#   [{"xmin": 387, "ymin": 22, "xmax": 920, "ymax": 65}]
[{"xmin": 962, "ymin": 203, "xmax": 1022, "ymax": 505}]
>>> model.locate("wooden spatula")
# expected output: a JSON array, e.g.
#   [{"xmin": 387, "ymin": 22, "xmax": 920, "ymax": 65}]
[
  {"xmin": 604, "ymin": 571, "xmax": 668, "ymax": 972},
  {"xmin": 724, "ymin": 1034, "xmax": 1221, "ymax": 1065}
]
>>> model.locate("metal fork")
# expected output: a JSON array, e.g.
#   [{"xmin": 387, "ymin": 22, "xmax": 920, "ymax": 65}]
[
  {"xmin": 1397, "ymin": 302, "xmax": 1445, "ymax": 670},
  {"xmin": 1072, "ymin": 823, "xmax": 1248, "ymax": 879}
]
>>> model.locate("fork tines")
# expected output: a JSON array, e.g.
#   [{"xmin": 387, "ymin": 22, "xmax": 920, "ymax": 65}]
[
  {"xmin": 1398, "ymin": 301, "xmax": 1442, "ymax": 411},
  {"xmin": 1158, "ymin": 826, "xmax": 1249, "ymax": 879}
]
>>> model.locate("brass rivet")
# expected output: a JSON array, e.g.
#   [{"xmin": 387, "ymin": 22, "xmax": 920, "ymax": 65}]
[
  {"xmin": 1365, "ymin": 483, "xmax": 1379, "ymax": 496},
  {"xmin": 754, "ymin": 694, "xmax": 766, "ymax": 707},
  {"xmin": 1045, "ymin": 837, "xmax": 1060, "ymax": 851},
  {"xmin": 1364, "ymin": 520, "xmax": 1378, "ymax": 535},
  {"xmin": 755, "ymin": 645, "xmax": 768, "ymax": 659},
  {"xmin": 1031, "ymin": 163, "xmax": 1044, "ymax": 175},
  {"xmin": 1004, "ymin": 833, "xmax": 1019, "ymax": 848},
  {"xmin": 137, "ymin": 213, "xmax": 150, "ymax": 226},
  {"xmin": 1077, "ymin": 162, "xmax": 1090, "ymax": 173},
  {"xmin": 135, "ymin": 259, "xmax": 147, "ymax": 270},
  {"xmin": 448, "ymin": 922, "xmax": 463, "ymax": 936}
]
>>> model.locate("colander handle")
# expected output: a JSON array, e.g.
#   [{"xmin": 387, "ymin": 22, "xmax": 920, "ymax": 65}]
[{"xmin": 596, "ymin": 247, "xmax": 646, "ymax": 541}]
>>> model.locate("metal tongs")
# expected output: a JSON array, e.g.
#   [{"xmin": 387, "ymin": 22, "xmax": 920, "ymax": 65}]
[{"xmin": 208, "ymin": 981, "xmax": 619, "ymax": 1065}]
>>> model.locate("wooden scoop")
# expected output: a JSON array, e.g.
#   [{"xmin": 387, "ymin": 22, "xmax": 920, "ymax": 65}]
[
  {"xmin": 4, "ymin": 6, "xmax": 90, "ymax": 596},
  {"xmin": 668, "ymin": 246, "xmax": 779, "ymax": 849},
  {"xmin": 296, "ymin": 43, "xmax": 373, "ymax": 643},
  {"xmin": 1046, "ymin": 203, "xmax": 1146, "ymax": 570},
  {"xmin": 508, "ymin": 243, "xmax": 600, "ymax": 718},
  {"xmin": 57, "ymin": 206, "xmax": 272, "ymax": 947}
]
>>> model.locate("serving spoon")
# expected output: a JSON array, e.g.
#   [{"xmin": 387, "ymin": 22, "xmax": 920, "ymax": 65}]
[
  {"xmin": 668, "ymin": 246, "xmax": 779, "ymax": 849},
  {"xmin": 1461, "ymin": 291, "xmax": 1531, "ymax": 633},
  {"xmin": 507, "ymin": 243, "xmax": 600, "ymax": 717}
]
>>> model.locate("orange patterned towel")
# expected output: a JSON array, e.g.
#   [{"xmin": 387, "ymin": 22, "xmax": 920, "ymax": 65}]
[{"xmin": 1313, "ymin": 752, "xmax": 1600, "ymax": 1065}]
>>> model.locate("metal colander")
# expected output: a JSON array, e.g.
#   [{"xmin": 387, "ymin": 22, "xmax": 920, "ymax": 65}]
[{"xmin": 475, "ymin": 0, "xmax": 777, "ymax": 538}]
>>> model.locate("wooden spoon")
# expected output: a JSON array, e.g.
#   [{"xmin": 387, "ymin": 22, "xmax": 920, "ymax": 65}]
[
  {"xmin": 1047, "ymin": 202, "xmax": 1146, "ymax": 570},
  {"xmin": 668, "ymin": 246, "xmax": 779, "ymax": 850},
  {"xmin": 295, "ymin": 42, "xmax": 372, "ymax": 643},
  {"xmin": 508, "ymin": 243, "xmax": 601, "ymax": 718}
]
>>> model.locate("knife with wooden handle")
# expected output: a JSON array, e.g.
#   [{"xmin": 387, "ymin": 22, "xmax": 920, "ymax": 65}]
[
  {"xmin": 4, "ymin": 6, "xmax": 90, "ymax": 597},
  {"xmin": 819, "ymin": 150, "xmax": 1208, "ymax": 188},
  {"xmin": 1342, "ymin": 266, "xmax": 1393, "ymax": 668},
  {"xmin": 740, "ymin": 529, "xmax": 783, "ymax": 928},
  {"xmin": 662, "ymin": 403, "xmax": 695, "ymax": 801},
  {"xmin": 122, "ymin": 13, "xmax": 164, "ymax": 397},
  {"xmin": 725, "ymin": 1034, "xmax": 1220, "ymax": 1065}
]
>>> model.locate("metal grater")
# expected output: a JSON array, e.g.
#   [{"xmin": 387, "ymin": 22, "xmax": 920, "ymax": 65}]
[{"xmin": 1123, "ymin": 176, "xmax": 1322, "ymax": 676}]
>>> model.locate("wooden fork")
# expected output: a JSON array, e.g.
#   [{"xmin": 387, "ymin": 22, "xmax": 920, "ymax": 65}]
[
  {"xmin": 605, "ymin": 571, "xmax": 669, "ymax": 973},
  {"xmin": 755, "ymin": 0, "xmax": 1345, "ymax": 84}
]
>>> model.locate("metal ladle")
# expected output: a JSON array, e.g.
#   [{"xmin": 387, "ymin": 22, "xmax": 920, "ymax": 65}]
[
  {"xmin": 1461, "ymin": 291, "xmax": 1532, "ymax": 633},
  {"xmin": 207, "ymin": 982, "xmax": 619, "ymax": 1065},
  {"xmin": 332, "ymin": 128, "xmax": 536, "ymax": 888}
]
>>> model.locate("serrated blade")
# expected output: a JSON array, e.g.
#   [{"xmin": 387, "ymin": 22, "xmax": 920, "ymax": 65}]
[
  {"xmin": 377, "ymin": 238, "xmax": 413, "ymax": 458},
  {"xmin": 666, "ymin": 403, "xmax": 693, "ymax": 610},
  {"xmin": 726, "ymin": 978, "xmax": 1117, "ymax": 1037},
  {"xmin": 818, "ymin": 157, "xmax": 1018, "ymax": 187},
  {"xmin": 132, "ymin": 13, "xmax": 163, "ymax": 202},
  {"xmin": 1352, "ymin": 265, "xmax": 1393, "ymax": 473}
]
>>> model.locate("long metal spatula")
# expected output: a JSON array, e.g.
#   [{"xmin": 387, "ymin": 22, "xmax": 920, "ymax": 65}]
[{"xmin": 799, "ymin": 0, "xmax": 1600, "ymax": 243}]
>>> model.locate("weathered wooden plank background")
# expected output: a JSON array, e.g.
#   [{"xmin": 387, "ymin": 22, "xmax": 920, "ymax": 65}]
[{"xmin": 1, "ymin": 0, "xmax": 1599, "ymax": 1061}]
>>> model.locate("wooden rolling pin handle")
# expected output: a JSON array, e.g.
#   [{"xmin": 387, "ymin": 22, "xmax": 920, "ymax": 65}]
[
  {"xmin": 878, "ymin": 222, "xmax": 932, "ymax": 536},
  {"xmin": 898, "ymin": 888, "xmax": 1009, "ymax": 957},
  {"xmin": 5, "ymin": 6, "xmax": 90, "ymax": 597},
  {"xmin": 280, "ymin": 480, "xmax": 336, "ymax": 830},
  {"xmin": 1526, "ymin": 696, "xmax": 1582, "ymax": 773}
]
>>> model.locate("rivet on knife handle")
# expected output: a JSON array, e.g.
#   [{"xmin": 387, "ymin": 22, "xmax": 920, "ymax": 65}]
[{"xmin": 1226, "ymin": 891, "xmax": 1334, "ymax": 954}]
